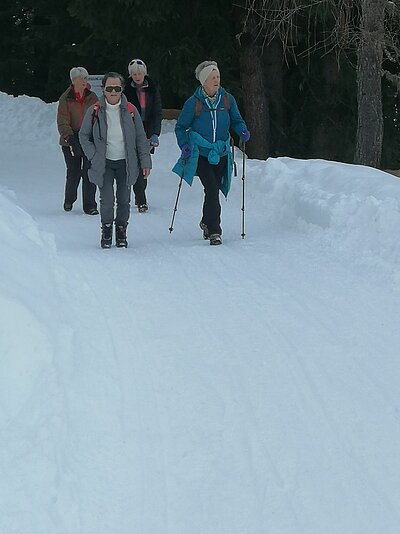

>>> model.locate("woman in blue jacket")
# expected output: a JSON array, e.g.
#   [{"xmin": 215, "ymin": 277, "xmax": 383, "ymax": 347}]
[{"xmin": 173, "ymin": 60, "xmax": 250, "ymax": 245}]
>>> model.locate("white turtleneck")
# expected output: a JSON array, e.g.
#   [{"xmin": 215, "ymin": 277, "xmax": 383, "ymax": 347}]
[{"xmin": 105, "ymin": 100, "xmax": 125, "ymax": 160}]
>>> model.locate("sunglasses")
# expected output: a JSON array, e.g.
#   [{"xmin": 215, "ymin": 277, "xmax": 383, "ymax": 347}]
[
  {"xmin": 129, "ymin": 59, "xmax": 144, "ymax": 66},
  {"xmin": 104, "ymin": 86, "xmax": 122, "ymax": 93}
]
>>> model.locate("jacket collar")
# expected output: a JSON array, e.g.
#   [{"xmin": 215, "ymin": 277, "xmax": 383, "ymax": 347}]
[
  {"xmin": 98, "ymin": 93, "xmax": 128, "ymax": 110},
  {"xmin": 195, "ymin": 85, "xmax": 223, "ymax": 104},
  {"xmin": 131, "ymin": 78, "xmax": 149, "ymax": 90},
  {"xmin": 66, "ymin": 85, "xmax": 91, "ymax": 100}
]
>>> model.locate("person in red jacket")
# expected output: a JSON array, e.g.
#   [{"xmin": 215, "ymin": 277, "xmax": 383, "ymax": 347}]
[{"xmin": 57, "ymin": 67, "xmax": 99, "ymax": 214}]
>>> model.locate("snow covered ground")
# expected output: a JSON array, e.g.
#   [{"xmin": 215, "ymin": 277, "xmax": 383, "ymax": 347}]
[{"xmin": 1, "ymin": 91, "xmax": 400, "ymax": 534}]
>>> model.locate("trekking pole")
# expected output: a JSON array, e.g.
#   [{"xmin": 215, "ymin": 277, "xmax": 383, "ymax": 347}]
[
  {"xmin": 231, "ymin": 137, "xmax": 237, "ymax": 177},
  {"xmin": 169, "ymin": 176, "xmax": 183, "ymax": 233},
  {"xmin": 240, "ymin": 141, "xmax": 246, "ymax": 239}
]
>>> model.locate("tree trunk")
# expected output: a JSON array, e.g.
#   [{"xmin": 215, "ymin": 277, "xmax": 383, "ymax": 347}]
[
  {"xmin": 309, "ymin": 53, "xmax": 343, "ymax": 161},
  {"xmin": 264, "ymin": 39, "xmax": 284, "ymax": 156},
  {"xmin": 354, "ymin": 0, "xmax": 386, "ymax": 167},
  {"xmin": 238, "ymin": 34, "xmax": 269, "ymax": 159}
]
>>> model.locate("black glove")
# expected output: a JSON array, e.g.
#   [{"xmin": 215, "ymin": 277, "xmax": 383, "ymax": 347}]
[
  {"xmin": 83, "ymin": 156, "xmax": 91, "ymax": 170},
  {"xmin": 67, "ymin": 133, "xmax": 84, "ymax": 157}
]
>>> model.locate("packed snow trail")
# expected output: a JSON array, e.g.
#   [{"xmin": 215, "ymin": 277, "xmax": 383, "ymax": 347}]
[{"xmin": 1, "ymin": 94, "xmax": 400, "ymax": 533}]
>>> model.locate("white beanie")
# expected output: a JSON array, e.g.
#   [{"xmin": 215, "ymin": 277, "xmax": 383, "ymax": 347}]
[
  {"xmin": 128, "ymin": 58, "xmax": 147, "ymax": 76},
  {"xmin": 70, "ymin": 67, "xmax": 89, "ymax": 81},
  {"xmin": 195, "ymin": 61, "xmax": 220, "ymax": 86}
]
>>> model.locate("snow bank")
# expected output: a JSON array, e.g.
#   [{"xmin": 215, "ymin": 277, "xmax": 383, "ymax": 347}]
[
  {"xmin": 0, "ymin": 187, "xmax": 61, "ymax": 423},
  {"xmin": 0, "ymin": 187, "xmax": 72, "ymax": 533},
  {"xmin": 248, "ymin": 156, "xmax": 400, "ymax": 279},
  {"xmin": 0, "ymin": 91, "xmax": 58, "ymax": 144}
]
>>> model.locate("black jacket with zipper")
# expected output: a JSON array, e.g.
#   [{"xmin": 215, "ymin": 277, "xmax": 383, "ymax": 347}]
[{"xmin": 123, "ymin": 75, "xmax": 162, "ymax": 138}]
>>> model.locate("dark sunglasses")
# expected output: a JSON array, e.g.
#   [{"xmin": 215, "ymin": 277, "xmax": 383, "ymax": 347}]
[
  {"xmin": 104, "ymin": 86, "xmax": 122, "ymax": 93},
  {"xmin": 129, "ymin": 59, "xmax": 144, "ymax": 66}
]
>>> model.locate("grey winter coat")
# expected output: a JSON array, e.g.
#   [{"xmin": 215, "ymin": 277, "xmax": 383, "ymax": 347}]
[{"xmin": 79, "ymin": 94, "xmax": 152, "ymax": 188}]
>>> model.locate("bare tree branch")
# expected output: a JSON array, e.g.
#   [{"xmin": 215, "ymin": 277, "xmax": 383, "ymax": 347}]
[{"xmin": 235, "ymin": 0, "xmax": 399, "ymax": 63}]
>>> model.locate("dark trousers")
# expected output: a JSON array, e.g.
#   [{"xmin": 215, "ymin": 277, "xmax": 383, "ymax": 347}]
[
  {"xmin": 133, "ymin": 171, "xmax": 148, "ymax": 206},
  {"xmin": 100, "ymin": 159, "xmax": 131, "ymax": 225},
  {"xmin": 61, "ymin": 146, "xmax": 97, "ymax": 212},
  {"xmin": 197, "ymin": 155, "xmax": 227, "ymax": 235},
  {"xmin": 133, "ymin": 140, "xmax": 154, "ymax": 206}
]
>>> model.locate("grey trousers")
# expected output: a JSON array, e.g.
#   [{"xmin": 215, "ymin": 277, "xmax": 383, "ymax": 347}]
[{"xmin": 100, "ymin": 159, "xmax": 131, "ymax": 225}]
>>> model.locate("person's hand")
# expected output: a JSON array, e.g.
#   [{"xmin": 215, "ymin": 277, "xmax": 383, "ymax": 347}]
[
  {"xmin": 181, "ymin": 144, "xmax": 191, "ymax": 160},
  {"xmin": 149, "ymin": 134, "xmax": 159, "ymax": 147},
  {"xmin": 143, "ymin": 168, "xmax": 151, "ymax": 178},
  {"xmin": 83, "ymin": 156, "xmax": 91, "ymax": 170},
  {"xmin": 67, "ymin": 134, "xmax": 84, "ymax": 157},
  {"xmin": 239, "ymin": 129, "xmax": 250, "ymax": 143}
]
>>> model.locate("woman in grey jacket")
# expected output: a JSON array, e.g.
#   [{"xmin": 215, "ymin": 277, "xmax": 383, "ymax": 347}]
[{"xmin": 80, "ymin": 72, "xmax": 152, "ymax": 248}]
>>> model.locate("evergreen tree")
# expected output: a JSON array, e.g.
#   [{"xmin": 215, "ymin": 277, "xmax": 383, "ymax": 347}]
[
  {"xmin": 2, "ymin": 0, "xmax": 399, "ymax": 165},
  {"xmin": 0, "ymin": 1, "xmax": 91, "ymax": 101},
  {"xmin": 68, "ymin": 0, "xmax": 239, "ymax": 108}
]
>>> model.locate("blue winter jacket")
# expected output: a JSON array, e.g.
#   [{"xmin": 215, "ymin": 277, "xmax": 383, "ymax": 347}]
[{"xmin": 173, "ymin": 86, "xmax": 247, "ymax": 197}]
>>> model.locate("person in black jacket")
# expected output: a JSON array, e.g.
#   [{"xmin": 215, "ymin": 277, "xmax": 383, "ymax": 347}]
[{"xmin": 123, "ymin": 58, "xmax": 162, "ymax": 212}]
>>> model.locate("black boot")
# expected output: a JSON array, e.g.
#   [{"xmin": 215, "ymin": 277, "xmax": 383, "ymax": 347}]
[
  {"xmin": 209, "ymin": 233, "xmax": 222, "ymax": 246},
  {"xmin": 138, "ymin": 203, "xmax": 148, "ymax": 213},
  {"xmin": 199, "ymin": 221, "xmax": 209, "ymax": 240},
  {"xmin": 115, "ymin": 223, "xmax": 128, "ymax": 248},
  {"xmin": 101, "ymin": 223, "xmax": 113, "ymax": 248}
]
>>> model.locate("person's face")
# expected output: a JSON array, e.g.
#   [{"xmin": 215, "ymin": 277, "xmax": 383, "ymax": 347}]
[
  {"xmin": 72, "ymin": 75, "xmax": 87, "ymax": 93},
  {"xmin": 103, "ymin": 77, "xmax": 123, "ymax": 104},
  {"xmin": 132, "ymin": 70, "xmax": 145, "ymax": 86},
  {"xmin": 203, "ymin": 71, "xmax": 220, "ymax": 96}
]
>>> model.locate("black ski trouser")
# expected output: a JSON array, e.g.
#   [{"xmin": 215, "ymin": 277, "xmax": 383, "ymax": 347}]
[
  {"xmin": 132, "ymin": 170, "xmax": 148, "ymax": 206},
  {"xmin": 133, "ymin": 129, "xmax": 154, "ymax": 206},
  {"xmin": 62, "ymin": 146, "xmax": 97, "ymax": 212},
  {"xmin": 197, "ymin": 155, "xmax": 227, "ymax": 236}
]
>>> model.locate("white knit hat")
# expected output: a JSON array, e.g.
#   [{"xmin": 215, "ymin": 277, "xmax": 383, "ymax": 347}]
[
  {"xmin": 70, "ymin": 67, "xmax": 89, "ymax": 81},
  {"xmin": 195, "ymin": 61, "xmax": 220, "ymax": 86},
  {"xmin": 128, "ymin": 58, "xmax": 147, "ymax": 76}
]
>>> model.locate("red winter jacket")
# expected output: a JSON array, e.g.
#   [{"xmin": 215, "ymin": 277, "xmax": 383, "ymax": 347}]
[{"xmin": 57, "ymin": 85, "xmax": 98, "ymax": 146}]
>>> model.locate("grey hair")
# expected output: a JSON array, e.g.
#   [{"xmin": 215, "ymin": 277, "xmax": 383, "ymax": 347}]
[
  {"xmin": 195, "ymin": 61, "xmax": 218, "ymax": 81},
  {"xmin": 128, "ymin": 59, "xmax": 147, "ymax": 76},
  {"xmin": 70, "ymin": 66, "xmax": 89, "ymax": 81},
  {"xmin": 101, "ymin": 72, "xmax": 125, "ymax": 87}
]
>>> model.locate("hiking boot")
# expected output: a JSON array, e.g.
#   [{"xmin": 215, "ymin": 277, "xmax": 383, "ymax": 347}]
[
  {"xmin": 64, "ymin": 202, "xmax": 73, "ymax": 212},
  {"xmin": 101, "ymin": 223, "xmax": 113, "ymax": 248},
  {"xmin": 115, "ymin": 224, "xmax": 128, "ymax": 248},
  {"xmin": 85, "ymin": 207, "xmax": 99, "ymax": 215},
  {"xmin": 209, "ymin": 233, "xmax": 222, "ymax": 246},
  {"xmin": 199, "ymin": 221, "xmax": 209, "ymax": 239},
  {"xmin": 138, "ymin": 204, "xmax": 148, "ymax": 213}
]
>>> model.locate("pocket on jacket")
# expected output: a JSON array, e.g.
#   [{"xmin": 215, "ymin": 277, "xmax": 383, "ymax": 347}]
[{"xmin": 90, "ymin": 152, "xmax": 101, "ymax": 171}]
